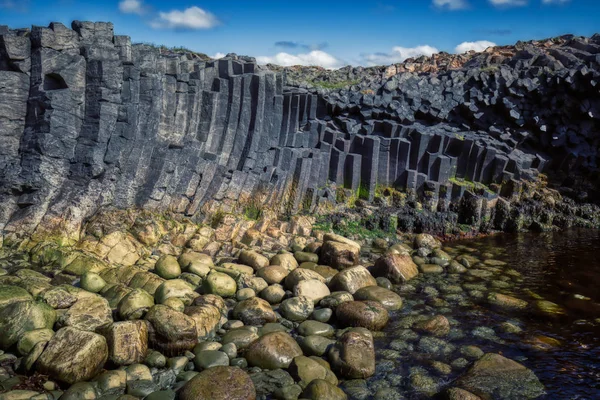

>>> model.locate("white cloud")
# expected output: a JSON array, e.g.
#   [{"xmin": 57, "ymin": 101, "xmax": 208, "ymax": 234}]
[
  {"xmin": 360, "ymin": 45, "xmax": 439, "ymax": 67},
  {"xmin": 256, "ymin": 50, "xmax": 343, "ymax": 69},
  {"xmin": 489, "ymin": 0, "xmax": 527, "ymax": 6},
  {"xmin": 433, "ymin": 0, "xmax": 469, "ymax": 10},
  {"xmin": 455, "ymin": 40, "xmax": 497, "ymax": 53},
  {"xmin": 119, "ymin": 0, "xmax": 144, "ymax": 15},
  {"xmin": 151, "ymin": 6, "xmax": 220, "ymax": 29},
  {"xmin": 542, "ymin": 0, "xmax": 569, "ymax": 3},
  {"xmin": 212, "ymin": 52, "xmax": 226, "ymax": 59}
]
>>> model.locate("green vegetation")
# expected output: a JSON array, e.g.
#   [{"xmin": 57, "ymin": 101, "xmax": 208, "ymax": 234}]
[
  {"xmin": 449, "ymin": 177, "xmax": 495, "ymax": 195},
  {"xmin": 458, "ymin": 224, "xmax": 473, "ymax": 233},
  {"xmin": 310, "ymin": 79, "xmax": 360, "ymax": 90},
  {"xmin": 357, "ymin": 183, "xmax": 370, "ymax": 200},
  {"xmin": 314, "ymin": 215, "xmax": 396, "ymax": 241},
  {"xmin": 210, "ymin": 209, "xmax": 225, "ymax": 228},
  {"xmin": 243, "ymin": 202, "xmax": 263, "ymax": 220}
]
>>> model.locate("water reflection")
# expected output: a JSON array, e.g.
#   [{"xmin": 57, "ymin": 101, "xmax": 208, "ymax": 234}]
[
  {"xmin": 378, "ymin": 229, "xmax": 600, "ymax": 399},
  {"xmin": 453, "ymin": 229, "xmax": 600, "ymax": 399}
]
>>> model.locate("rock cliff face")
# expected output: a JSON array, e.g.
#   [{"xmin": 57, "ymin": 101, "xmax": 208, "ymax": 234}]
[{"xmin": 1, "ymin": 21, "xmax": 599, "ymax": 241}]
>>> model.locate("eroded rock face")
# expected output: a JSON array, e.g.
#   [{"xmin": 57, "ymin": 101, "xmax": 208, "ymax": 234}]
[{"xmin": 37, "ymin": 326, "xmax": 108, "ymax": 384}]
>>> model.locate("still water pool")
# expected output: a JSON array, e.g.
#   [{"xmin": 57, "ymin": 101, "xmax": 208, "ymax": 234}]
[{"xmin": 365, "ymin": 229, "xmax": 600, "ymax": 400}]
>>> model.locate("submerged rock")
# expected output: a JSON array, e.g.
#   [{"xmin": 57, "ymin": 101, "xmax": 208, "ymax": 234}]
[
  {"xmin": 445, "ymin": 387, "xmax": 483, "ymax": 399},
  {"xmin": 353, "ymin": 285, "xmax": 403, "ymax": 310},
  {"xmin": 336, "ymin": 300, "xmax": 389, "ymax": 330},
  {"xmin": 533, "ymin": 300, "xmax": 567, "ymax": 316},
  {"xmin": 487, "ymin": 292, "xmax": 528, "ymax": 310},
  {"xmin": 329, "ymin": 328, "xmax": 375, "ymax": 379},
  {"xmin": 302, "ymin": 379, "xmax": 348, "ymax": 400},
  {"xmin": 457, "ymin": 353, "xmax": 545, "ymax": 399},
  {"xmin": 413, "ymin": 315, "xmax": 451, "ymax": 337}
]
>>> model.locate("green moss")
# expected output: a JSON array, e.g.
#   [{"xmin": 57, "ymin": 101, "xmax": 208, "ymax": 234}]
[
  {"xmin": 449, "ymin": 177, "xmax": 495, "ymax": 195},
  {"xmin": 314, "ymin": 215, "xmax": 393, "ymax": 241},
  {"xmin": 211, "ymin": 209, "xmax": 225, "ymax": 228},
  {"xmin": 459, "ymin": 224, "xmax": 472, "ymax": 233},
  {"xmin": 357, "ymin": 184, "xmax": 370, "ymax": 200},
  {"xmin": 243, "ymin": 203, "xmax": 262, "ymax": 220},
  {"xmin": 313, "ymin": 219, "xmax": 333, "ymax": 232}
]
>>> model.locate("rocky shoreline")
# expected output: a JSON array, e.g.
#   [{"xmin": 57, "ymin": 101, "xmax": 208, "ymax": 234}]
[
  {"xmin": 0, "ymin": 207, "xmax": 566, "ymax": 400},
  {"xmin": 1, "ymin": 20, "xmax": 599, "ymax": 400}
]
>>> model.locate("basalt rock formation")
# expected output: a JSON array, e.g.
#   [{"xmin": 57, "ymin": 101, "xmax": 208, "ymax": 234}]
[{"xmin": 1, "ymin": 21, "xmax": 600, "ymax": 243}]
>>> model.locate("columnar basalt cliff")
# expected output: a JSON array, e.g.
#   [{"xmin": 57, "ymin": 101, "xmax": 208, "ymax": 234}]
[{"xmin": 1, "ymin": 22, "xmax": 599, "ymax": 243}]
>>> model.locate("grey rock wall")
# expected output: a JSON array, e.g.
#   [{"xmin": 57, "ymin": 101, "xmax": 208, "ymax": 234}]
[{"xmin": 1, "ymin": 22, "xmax": 599, "ymax": 240}]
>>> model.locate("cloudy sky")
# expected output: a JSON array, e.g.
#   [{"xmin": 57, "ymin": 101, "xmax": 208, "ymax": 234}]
[{"xmin": 1, "ymin": 0, "xmax": 598, "ymax": 68}]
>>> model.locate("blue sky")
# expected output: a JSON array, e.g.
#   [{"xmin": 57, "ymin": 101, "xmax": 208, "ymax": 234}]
[{"xmin": 1, "ymin": 0, "xmax": 598, "ymax": 67}]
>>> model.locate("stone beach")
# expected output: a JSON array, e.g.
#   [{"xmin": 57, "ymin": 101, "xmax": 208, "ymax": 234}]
[{"xmin": 0, "ymin": 214, "xmax": 565, "ymax": 400}]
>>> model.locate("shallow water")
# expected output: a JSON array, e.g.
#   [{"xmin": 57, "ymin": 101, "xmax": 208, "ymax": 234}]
[{"xmin": 370, "ymin": 229, "xmax": 600, "ymax": 400}]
